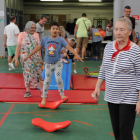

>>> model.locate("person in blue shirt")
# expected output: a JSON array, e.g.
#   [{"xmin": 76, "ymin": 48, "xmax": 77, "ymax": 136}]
[{"xmin": 24, "ymin": 21, "xmax": 83, "ymax": 106}]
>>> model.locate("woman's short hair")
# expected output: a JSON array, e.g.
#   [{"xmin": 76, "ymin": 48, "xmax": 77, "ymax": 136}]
[
  {"xmin": 25, "ymin": 21, "xmax": 36, "ymax": 32},
  {"xmin": 116, "ymin": 17, "xmax": 132, "ymax": 31}
]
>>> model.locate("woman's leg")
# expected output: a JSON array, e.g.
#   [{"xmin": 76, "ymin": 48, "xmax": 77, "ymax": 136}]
[
  {"xmin": 108, "ymin": 102, "xmax": 120, "ymax": 140},
  {"xmin": 41, "ymin": 63, "xmax": 54, "ymax": 105},
  {"xmin": 26, "ymin": 82, "xmax": 30, "ymax": 92},
  {"xmin": 55, "ymin": 60, "xmax": 66, "ymax": 99},
  {"xmin": 119, "ymin": 104, "xmax": 136, "ymax": 140},
  {"xmin": 24, "ymin": 82, "xmax": 31, "ymax": 97}
]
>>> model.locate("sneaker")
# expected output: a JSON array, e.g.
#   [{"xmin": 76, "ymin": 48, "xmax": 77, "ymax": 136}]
[
  {"xmin": 8, "ymin": 63, "xmax": 15, "ymax": 70},
  {"xmin": 9, "ymin": 67, "xmax": 13, "ymax": 71},
  {"xmin": 73, "ymin": 70, "xmax": 77, "ymax": 73},
  {"xmin": 90, "ymin": 58, "xmax": 96, "ymax": 60},
  {"xmin": 24, "ymin": 91, "xmax": 31, "ymax": 98}
]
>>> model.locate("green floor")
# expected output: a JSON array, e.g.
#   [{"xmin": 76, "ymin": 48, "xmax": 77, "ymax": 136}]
[{"xmin": 0, "ymin": 58, "xmax": 140, "ymax": 140}]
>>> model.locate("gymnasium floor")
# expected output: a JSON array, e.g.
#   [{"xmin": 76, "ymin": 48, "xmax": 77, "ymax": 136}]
[{"xmin": 0, "ymin": 58, "xmax": 139, "ymax": 140}]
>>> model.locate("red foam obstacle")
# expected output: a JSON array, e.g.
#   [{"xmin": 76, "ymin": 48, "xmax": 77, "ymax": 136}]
[
  {"xmin": 72, "ymin": 74, "xmax": 105, "ymax": 90},
  {"xmin": 0, "ymin": 89, "xmax": 98, "ymax": 103},
  {"xmin": 38, "ymin": 96, "xmax": 69, "ymax": 109},
  {"xmin": 32, "ymin": 118, "xmax": 71, "ymax": 132}
]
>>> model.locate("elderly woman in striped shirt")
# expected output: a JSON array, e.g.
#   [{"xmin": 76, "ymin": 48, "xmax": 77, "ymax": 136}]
[{"xmin": 92, "ymin": 17, "xmax": 140, "ymax": 140}]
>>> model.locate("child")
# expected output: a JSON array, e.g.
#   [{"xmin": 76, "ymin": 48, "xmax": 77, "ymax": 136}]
[
  {"xmin": 66, "ymin": 39, "xmax": 77, "ymax": 73},
  {"xmin": 24, "ymin": 21, "xmax": 83, "ymax": 105},
  {"xmin": 97, "ymin": 25, "xmax": 105, "ymax": 40},
  {"xmin": 136, "ymin": 39, "xmax": 140, "ymax": 47}
]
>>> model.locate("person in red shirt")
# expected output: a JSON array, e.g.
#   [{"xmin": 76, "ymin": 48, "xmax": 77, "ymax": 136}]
[{"xmin": 97, "ymin": 25, "xmax": 105, "ymax": 40}]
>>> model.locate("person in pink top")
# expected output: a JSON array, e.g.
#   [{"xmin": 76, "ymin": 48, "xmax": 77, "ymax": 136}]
[{"xmin": 15, "ymin": 21, "xmax": 43, "ymax": 98}]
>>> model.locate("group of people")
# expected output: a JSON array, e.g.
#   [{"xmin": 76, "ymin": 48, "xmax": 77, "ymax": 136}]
[
  {"xmin": 74, "ymin": 5, "xmax": 136, "ymax": 62},
  {"xmin": 3, "ymin": 5, "xmax": 140, "ymax": 140},
  {"xmin": 4, "ymin": 15, "xmax": 82, "ymax": 104}
]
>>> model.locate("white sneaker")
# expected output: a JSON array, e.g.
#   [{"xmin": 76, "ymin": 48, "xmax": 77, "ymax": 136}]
[
  {"xmin": 9, "ymin": 67, "xmax": 13, "ymax": 71},
  {"xmin": 74, "ymin": 70, "xmax": 77, "ymax": 73},
  {"xmin": 8, "ymin": 63, "xmax": 15, "ymax": 70}
]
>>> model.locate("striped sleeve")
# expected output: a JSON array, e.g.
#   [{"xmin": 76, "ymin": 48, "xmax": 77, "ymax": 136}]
[{"xmin": 135, "ymin": 48, "xmax": 140, "ymax": 90}]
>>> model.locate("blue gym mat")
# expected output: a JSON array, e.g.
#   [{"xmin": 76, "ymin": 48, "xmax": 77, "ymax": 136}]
[{"xmin": 41, "ymin": 60, "xmax": 72, "ymax": 90}]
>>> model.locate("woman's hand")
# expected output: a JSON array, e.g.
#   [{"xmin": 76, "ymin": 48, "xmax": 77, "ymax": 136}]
[
  {"xmin": 24, "ymin": 56, "xmax": 29, "ymax": 62},
  {"xmin": 40, "ymin": 60, "xmax": 44, "ymax": 66},
  {"xmin": 91, "ymin": 87, "xmax": 100, "ymax": 101},
  {"xmin": 136, "ymin": 101, "xmax": 140, "ymax": 117},
  {"xmin": 74, "ymin": 35, "xmax": 77, "ymax": 39},
  {"xmin": 15, "ymin": 60, "xmax": 20, "ymax": 67}
]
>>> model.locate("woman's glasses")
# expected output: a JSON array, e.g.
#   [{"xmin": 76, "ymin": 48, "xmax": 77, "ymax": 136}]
[{"xmin": 31, "ymin": 27, "xmax": 36, "ymax": 29}]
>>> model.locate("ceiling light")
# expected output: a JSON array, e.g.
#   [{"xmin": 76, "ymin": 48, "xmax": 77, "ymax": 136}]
[
  {"xmin": 40, "ymin": 0, "xmax": 63, "ymax": 1},
  {"xmin": 79, "ymin": 0, "xmax": 101, "ymax": 1}
]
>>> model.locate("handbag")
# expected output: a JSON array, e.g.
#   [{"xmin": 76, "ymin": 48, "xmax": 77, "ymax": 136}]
[
  {"xmin": 93, "ymin": 29, "xmax": 100, "ymax": 38},
  {"xmin": 83, "ymin": 20, "xmax": 90, "ymax": 36}
]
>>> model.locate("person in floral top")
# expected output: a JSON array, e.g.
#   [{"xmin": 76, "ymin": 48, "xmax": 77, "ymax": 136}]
[{"xmin": 15, "ymin": 21, "xmax": 43, "ymax": 97}]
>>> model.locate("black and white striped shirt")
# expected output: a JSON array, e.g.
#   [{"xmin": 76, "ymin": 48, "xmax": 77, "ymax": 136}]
[{"xmin": 98, "ymin": 41, "xmax": 140, "ymax": 104}]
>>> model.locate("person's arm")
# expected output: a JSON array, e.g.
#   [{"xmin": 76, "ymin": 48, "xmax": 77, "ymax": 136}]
[
  {"xmin": 104, "ymin": 25, "xmax": 108, "ymax": 31},
  {"xmin": 134, "ymin": 48, "xmax": 140, "ymax": 116},
  {"xmin": 16, "ymin": 34, "xmax": 19, "ymax": 37},
  {"xmin": 35, "ymin": 33, "xmax": 42, "ymax": 61},
  {"xmin": 136, "ymin": 91, "xmax": 140, "ymax": 117},
  {"xmin": 65, "ymin": 45, "xmax": 83, "ymax": 62},
  {"xmin": 132, "ymin": 29, "xmax": 136, "ymax": 43},
  {"xmin": 92, "ymin": 79, "xmax": 105, "ymax": 101},
  {"xmin": 24, "ymin": 44, "xmax": 42, "ymax": 61},
  {"xmin": 15, "ymin": 43, "xmax": 21, "ymax": 67},
  {"xmin": 74, "ymin": 24, "xmax": 78, "ymax": 39},
  {"xmin": 4, "ymin": 34, "xmax": 7, "ymax": 48},
  {"xmin": 89, "ymin": 26, "xmax": 92, "ymax": 40}
]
